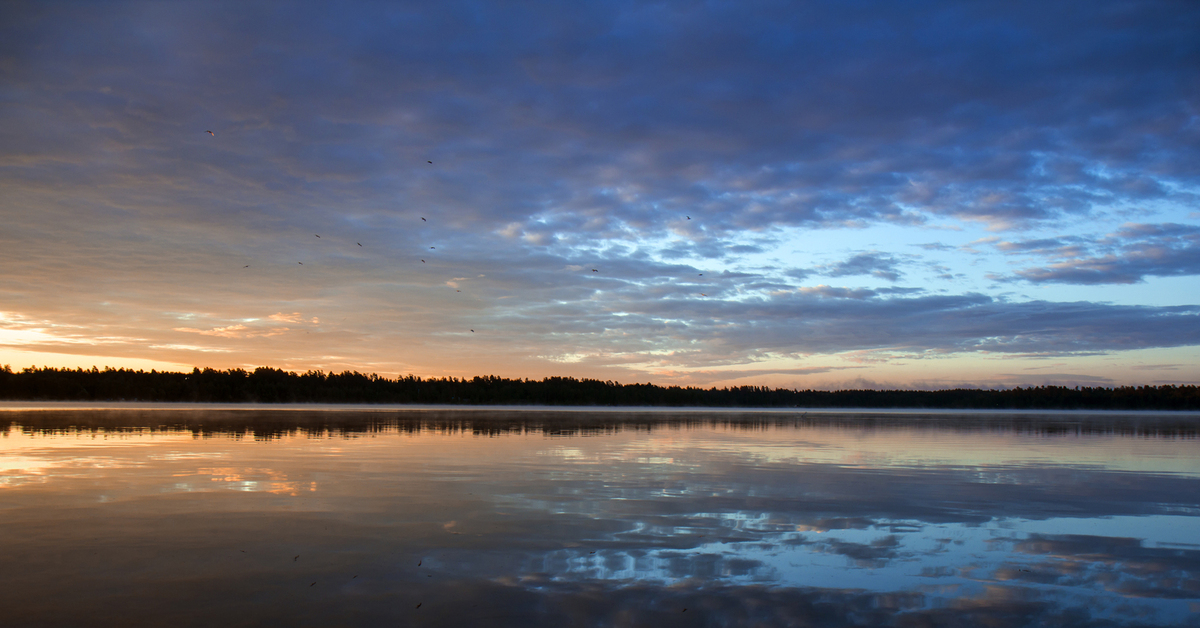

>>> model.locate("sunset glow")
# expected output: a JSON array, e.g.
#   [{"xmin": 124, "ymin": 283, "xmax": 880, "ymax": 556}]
[{"xmin": 2, "ymin": 1, "xmax": 1197, "ymax": 389}]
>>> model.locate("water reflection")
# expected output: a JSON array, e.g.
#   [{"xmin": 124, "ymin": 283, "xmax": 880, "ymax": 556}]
[
  {"xmin": 3, "ymin": 406, "xmax": 1200, "ymax": 439},
  {"xmin": 0, "ymin": 408, "xmax": 1197, "ymax": 627}
]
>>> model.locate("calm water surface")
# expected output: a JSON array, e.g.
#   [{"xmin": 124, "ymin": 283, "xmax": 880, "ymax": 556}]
[{"xmin": 1, "ymin": 406, "xmax": 1198, "ymax": 627}]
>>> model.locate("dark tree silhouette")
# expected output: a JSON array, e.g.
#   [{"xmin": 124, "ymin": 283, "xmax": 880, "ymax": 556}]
[{"xmin": 0, "ymin": 365, "xmax": 1197, "ymax": 410}]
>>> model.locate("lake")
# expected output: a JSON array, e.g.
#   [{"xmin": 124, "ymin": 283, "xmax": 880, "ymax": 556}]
[{"xmin": 2, "ymin": 405, "xmax": 1198, "ymax": 627}]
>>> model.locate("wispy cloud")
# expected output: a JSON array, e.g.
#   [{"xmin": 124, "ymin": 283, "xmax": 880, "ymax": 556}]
[
  {"xmin": 817, "ymin": 252, "xmax": 905, "ymax": 282},
  {"xmin": 992, "ymin": 223, "xmax": 1200, "ymax": 284}
]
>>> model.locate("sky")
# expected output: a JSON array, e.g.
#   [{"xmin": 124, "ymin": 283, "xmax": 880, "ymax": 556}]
[{"xmin": 1, "ymin": 0, "xmax": 1198, "ymax": 390}]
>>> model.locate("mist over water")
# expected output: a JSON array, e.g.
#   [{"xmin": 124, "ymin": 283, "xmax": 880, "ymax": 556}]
[{"xmin": 2, "ymin": 408, "xmax": 1198, "ymax": 627}]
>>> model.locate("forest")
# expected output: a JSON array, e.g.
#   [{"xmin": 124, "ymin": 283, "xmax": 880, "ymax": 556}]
[{"xmin": 1, "ymin": 365, "xmax": 1198, "ymax": 410}]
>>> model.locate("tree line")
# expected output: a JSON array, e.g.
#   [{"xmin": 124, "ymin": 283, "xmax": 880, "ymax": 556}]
[{"xmin": 1, "ymin": 365, "xmax": 1198, "ymax": 409}]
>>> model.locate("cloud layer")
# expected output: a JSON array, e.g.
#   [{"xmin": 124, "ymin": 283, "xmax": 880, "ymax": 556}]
[{"xmin": 1, "ymin": 0, "xmax": 1198, "ymax": 385}]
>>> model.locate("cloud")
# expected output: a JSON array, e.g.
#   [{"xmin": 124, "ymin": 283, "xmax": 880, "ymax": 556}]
[
  {"xmin": 797, "ymin": 285, "xmax": 877, "ymax": 300},
  {"xmin": 818, "ymin": 252, "xmax": 905, "ymax": 281},
  {"xmin": 174, "ymin": 325, "xmax": 249, "ymax": 338},
  {"xmin": 996, "ymin": 223, "xmax": 1200, "ymax": 284},
  {"xmin": 4, "ymin": 1, "xmax": 1198, "ymax": 242},
  {"xmin": 604, "ymin": 290, "xmax": 1200, "ymax": 364},
  {"xmin": 268, "ymin": 312, "xmax": 318, "ymax": 324},
  {"xmin": 174, "ymin": 324, "xmax": 291, "ymax": 339},
  {"xmin": 994, "ymin": 237, "xmax": 1089, "ymax": 258},
  {"xmin": 0, "ymin": 1, "xmax": 1198, "ymax": 382}
]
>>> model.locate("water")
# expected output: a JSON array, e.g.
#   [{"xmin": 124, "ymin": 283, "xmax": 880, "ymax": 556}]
[{"xmin": 1, "ymin": 406, "xmax": 1198, "ymax": 627}]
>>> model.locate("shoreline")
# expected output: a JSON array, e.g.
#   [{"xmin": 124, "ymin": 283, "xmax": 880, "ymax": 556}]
[{"xmin": 3, "ymin": 400, "xmax": 1199, "ymax": 417}]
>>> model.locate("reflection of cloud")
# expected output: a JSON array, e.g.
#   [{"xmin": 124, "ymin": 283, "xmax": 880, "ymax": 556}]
[
  {"xmin": 919, "ymin": 566, "xmax": 957, "ymax": 578},
  {"xmin": 1012, "ymin": 533, "xmax": 1200, "ymax": 600},
  {"xmin": 0, "ymin": 453, "xmax": 54, "ymax": 489},
  {"xmin": 187, "ymin": 466, "xmax": 316, "ymax": 496},
  {"xmin": 794, "ymin": 517, "xmax": 874, "ymax": 533},
  {"xmin": 458, "ymin": 578, "xmax": 1157, "ymax": 628},
  {"xmin": 5, "ymin": 415, "xmax": 1200, "ymax": 625},
  {"xmin": 821, "ymin": 534, "xmax": 902, "ymax": 568}
]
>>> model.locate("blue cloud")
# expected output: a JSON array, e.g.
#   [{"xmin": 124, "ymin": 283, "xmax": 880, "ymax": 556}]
[{"xmin": 998, "ymin": 223, "xmax": 1200, "ymax": 284}]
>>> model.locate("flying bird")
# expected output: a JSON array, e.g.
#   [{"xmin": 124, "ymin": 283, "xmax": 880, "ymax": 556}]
[
  {"xmin": 418, "ymin": 560, "xmax": 422, "ymax": 566},
  {"xmin": 470, "ymin": 330, "xmax": 474, "ymax": 333},
  {"xmin": 700, "ymin": 293, "xmax": 707, "ymax": 296},
  {"xmin": 416, "ymin": 603, "xmax": 422, "ymax": 609},
  {"xmin": 686, "ymin": 216, "xmax": 690, "ymax": 219},
  {"xmin": 421, "ymin": 259, "xmax": 425, "ymax": 263},
  {"xmin": 421, "ymin": 217, "xmax": 426, "ymax": 221},
  {"xmin": 243, "ymin": 265, "xmax": 249, "ymax": 268},
  {"xmin": 298, "ymin": 262, "xmax": 303, "ymax": 265},
  {"xmin": 698, "ymin": 273, "xmax": 703, "ymax": 276},
  {"xmin": 592, "ymin": 269, "xmax": 598, "ymax": 272},
  {"xmin": 357, "ymin": 242, "xmax": 362, "ymax": 247},
  {"xmin": 315, "ymin": 234, "xmax": 320, "ymax": 238},
  {"xmin": 430, "ymin": 246, "xmax": 435, "ymax": 249},
  {"xmin": 206, "ymin": 130, "xmax": 214, "ymax": 136},
  {"xmin": 427, "ymin": 160, "xmax": 432, "ymax": 164},
  {"xmin": 294, "ymin": 555, "xmax": 300, "ymax": 561}
]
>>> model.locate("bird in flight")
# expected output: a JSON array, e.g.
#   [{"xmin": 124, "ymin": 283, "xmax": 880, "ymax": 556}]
[
  {"xmin": 700, "ymin": 293, "xmax": 707, "ymax": 296},
  {"xmin": 421, "ymin": 259, "xmax": 425, "ymax": 263},
  {"xmin": 298, "ymin": 262, "xmax": 303, "ymax": 265},
  {"xmin": 243, "ymin": 265, "xmax": 249, "ymax": 268},
  {"xmin": 206, "ymin": 130, "xmax": 215, "ymax": 136},
  {"xmin": 430, "ymin": 246, "xmax": 435, "ymax": 249},
  {"xmin": 357, "ymin": 242, "xmax": 362, "ymax": 247},
  {"xmin": 315, "ymin": 234, "xmax": 320, "ymax": 238},
  {"xmin": 427, "ymin": 160, "xmax": 433, "ymax": 164},
  {"xmin": 470, "ymin": 329, "xmax": 474, "ymax": 333},
  {"xmin": 421, "ymin": 217, "xmax": 426, "ymax": 221},
  {"xmin": 592, "ymin": 269, "xmax": 598, "ymax": 272},
  {"xmin": 686, "ymin": 216, "xmax": 690, "ymax": 220}
]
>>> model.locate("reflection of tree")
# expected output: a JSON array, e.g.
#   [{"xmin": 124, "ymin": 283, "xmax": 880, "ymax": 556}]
[
  {"xmin": 3, "ymin": 408, "xmax": 1198, "ymax": 443},
  {"xmin": 2, "ymin": 365, "xmax": 1198, "ymax": 410}
]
